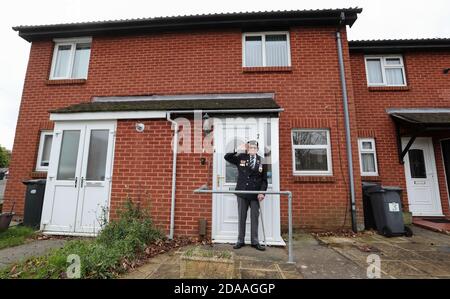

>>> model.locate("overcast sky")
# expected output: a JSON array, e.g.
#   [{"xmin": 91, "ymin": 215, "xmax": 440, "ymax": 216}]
[{"xmin": 1, "ymin": 0, "xmax": 449, "ymax": 150}]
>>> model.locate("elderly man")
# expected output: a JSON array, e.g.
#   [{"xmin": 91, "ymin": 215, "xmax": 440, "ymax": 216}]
[{"xmin": 224, "ymin": 140, "xmax": 268, "ymax": 251}]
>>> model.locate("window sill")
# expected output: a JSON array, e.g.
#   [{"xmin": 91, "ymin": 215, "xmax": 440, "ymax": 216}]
[
  {"xmin": 292, "ymin": 175, "xmax": 335, "ymax": 183},
  {"xmin": 361, "ymin": 176, "xmax": 381, "ymax": 182},
  {"xmin": 242, "ymin": 66, "xmax": 292, "ymax": 73},
  {"xmin": 368, "ymin": 86, "xmax": 409, "ymax": 92},
  {"xmin": 46, "ymin": 79, "xmax": 87, "ymax": 85},
  {"xmin": 31, "ymin": 171, "xmax": 47, "ymax": 179}
]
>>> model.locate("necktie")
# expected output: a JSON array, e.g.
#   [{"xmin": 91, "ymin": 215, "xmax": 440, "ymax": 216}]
[{"xmin": 250, "ymin": 155, "xmax": 256, "ymax": 169}]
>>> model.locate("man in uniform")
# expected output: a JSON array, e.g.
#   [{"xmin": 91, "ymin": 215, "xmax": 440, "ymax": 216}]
[{"xmin": 224, "ymin": 140, "xmax": 267, "ymax": 251}]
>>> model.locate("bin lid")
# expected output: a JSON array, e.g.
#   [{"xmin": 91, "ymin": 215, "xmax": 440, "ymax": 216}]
[
  {"xmin": 22, "ymin": 179, "xmax": 47, "ymax": 185},
  {"xmin": 382, "ymin": 186, "xmax": 402, "ymax": 191}
]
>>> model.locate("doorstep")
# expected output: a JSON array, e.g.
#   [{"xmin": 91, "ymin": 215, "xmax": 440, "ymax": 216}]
[{"xmin": 413, "ymin": 217, "xmax": 450, "ymax": 235}]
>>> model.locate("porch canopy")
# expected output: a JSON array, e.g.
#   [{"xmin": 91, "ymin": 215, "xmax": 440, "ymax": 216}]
[
  {"xmin": 387, "ymin": 108, "xmax": 450, "ymax": 163},
  {"xmin": 49, "ymin": 93, "xmax": 283, "ymax": 121}
]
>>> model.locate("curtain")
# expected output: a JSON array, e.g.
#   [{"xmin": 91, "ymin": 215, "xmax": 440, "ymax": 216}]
[
  {"xmin": 265, "ymin": 35, "xmax": 289, "ymax": 66},
  {"xmin": 245, "ymin": 36, "xmax": 263, "ymax": 66},
  {"xmin": 366, "ymin": 59, "xmax": 383, "ymax": 84},
  {"xmin": 385, "ymin": 68, "xmax": 404, "ymax": 85},
  {"xmin": 72, "ymin": 43, "xmax": 91, "ymax": 78},
  {"xmin": 361, "ymin": 153, "xmax": 376, "ymax": 173},
  {"xmin": 53, "ymin": 45, "xmax": 71, "ymax": 77}
]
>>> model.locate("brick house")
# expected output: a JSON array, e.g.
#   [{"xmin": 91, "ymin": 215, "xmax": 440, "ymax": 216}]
[{"xmin": 3, "ymin": 8, "xmax": 450, "ymax": 243}]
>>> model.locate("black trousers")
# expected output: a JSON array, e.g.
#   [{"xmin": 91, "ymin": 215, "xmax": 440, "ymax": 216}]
[{"xmin": 236, "ymin": 196, "xmax": 260, "ymax": 245}]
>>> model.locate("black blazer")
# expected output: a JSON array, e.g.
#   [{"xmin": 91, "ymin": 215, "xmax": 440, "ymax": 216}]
[{"xmin": 224, "ymin": 151, "xmax": 268, "ymax": 200}]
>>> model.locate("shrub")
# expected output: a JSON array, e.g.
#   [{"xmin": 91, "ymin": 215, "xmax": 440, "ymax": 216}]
[{"xmin": 1, "ymin": 199, "xmax": 163, "ymax": 279}]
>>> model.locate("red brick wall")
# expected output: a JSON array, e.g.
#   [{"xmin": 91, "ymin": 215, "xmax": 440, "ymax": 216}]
[
  {"xmin": 350, "ymin": 51, "xmax": 450, "ymax": 216},
  {"xmin": 4, "ymin": 26, "xmax": 364, "ymax": 236}
]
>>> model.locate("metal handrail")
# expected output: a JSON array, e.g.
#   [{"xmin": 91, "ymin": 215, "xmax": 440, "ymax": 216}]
[{"xmin": 193, "ymin": 185, "xmax": 295, "ymax": 264}]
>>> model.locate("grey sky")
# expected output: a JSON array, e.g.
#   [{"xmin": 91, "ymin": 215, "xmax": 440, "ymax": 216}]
[{"xmin": 1, "ymin": 0, "xmax": 449, "ymax": 150}]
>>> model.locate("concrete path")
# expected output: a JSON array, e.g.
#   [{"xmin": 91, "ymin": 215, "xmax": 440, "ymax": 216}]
[
  {"xmin": 0, "ymin": 239, "xmax": 67, "ymax": 269},
  {"xmin": 123, "ymin": 225, "xmax": 450, "ymax": 279}
]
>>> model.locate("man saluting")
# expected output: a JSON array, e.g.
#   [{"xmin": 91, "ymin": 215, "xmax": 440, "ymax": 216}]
[{"xmin": 224, "ymin": 140, "xmax": 267, "ymax": 251}]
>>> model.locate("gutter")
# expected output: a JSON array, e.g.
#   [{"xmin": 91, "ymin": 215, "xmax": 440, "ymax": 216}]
[
  {"xmin": 165, "ymin": 107, "xmax": 283, "ymax": 239},
  {"xmin": 336, "ymin": 12, "xmax": 358, "ymax": 232}
]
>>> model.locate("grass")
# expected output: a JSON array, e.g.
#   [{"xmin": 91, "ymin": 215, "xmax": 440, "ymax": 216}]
[
  {"xmin": 184, "ymin": 247, "xmax": 233, "ymax": 259},
  {"xmin": 0, "ymin": 226, "xmax": 36, "ymax": 250},
  {"xmin": 0, "ymin": 199, "xmax": 163, "ymax": 279}
]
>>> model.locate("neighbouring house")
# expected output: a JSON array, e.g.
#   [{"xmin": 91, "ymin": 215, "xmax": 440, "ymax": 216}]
[{"xmin": 3, "ymin": 8, "xmax": 450, "ymax": 243}]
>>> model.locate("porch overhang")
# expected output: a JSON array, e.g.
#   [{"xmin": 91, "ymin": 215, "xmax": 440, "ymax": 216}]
[
  {"xmin": 387, "ymin": 108, "xmax": 450, "ymax": 164},
  {"xmin": 49, "ymin": 93, "xmax": 283, "ymax": 121}
]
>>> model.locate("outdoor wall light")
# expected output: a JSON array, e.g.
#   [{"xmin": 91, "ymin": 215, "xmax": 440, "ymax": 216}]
[
  {"xmin": 135, "ymin": 123, "xmax": 145, "ymax": 133},
  {"xmin": 444, "ymin": 68, "xmax": 450, "ymax": 74},
  {"xmin": 202, "ymin": 113, "xmax": 213, "ymax": 135}
]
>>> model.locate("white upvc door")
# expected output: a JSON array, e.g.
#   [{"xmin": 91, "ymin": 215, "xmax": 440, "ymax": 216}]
[
  {"xmin": 212, "ymin": 117, "xmax": 284, "ymax": 246},
  {"xmin": 402, "ymin": 137, "xmax": 443, "ymax": 216},
  {"xmin": 41, "ymin": 121, "xmax": 116, "ymax": 235}
]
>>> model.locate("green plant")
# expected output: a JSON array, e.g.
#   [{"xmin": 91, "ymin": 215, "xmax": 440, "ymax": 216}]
[
  {"xmin": 1, "ymin": 199, "xmax": 163, "ymax": 279},
  {"xmin": 0, "ymin": 146, "xmax": 11, "ymax": 168},
  {"xmin": 0, "ymin": 226, "xmax": 36, "ymax": 249}
]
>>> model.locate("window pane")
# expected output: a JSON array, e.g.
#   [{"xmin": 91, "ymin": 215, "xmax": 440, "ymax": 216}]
[
  {"xmin": 293, "ymin": 131, "xmax": 327, "ymax": 146},
  {"xmin": 361, "ymin": 153, "xmax": 376, "ymax": 173},
  {"xmin": 53, "ymin": 45, "xmax": 72, "ymax": 78},
  {"xmin": 362, "ymin": 141, "xmax": 373, "ymax": 150},
  {"xmin": 264, "ymin": 122, "xmax": 272, "ymax": 185},
  {"xmin": 86, "ymin": 130, "xmax": 109, "ymax": 181},
  {"xmin": 245, "ymin": 36, "xmax": 263, "ymax": 67},
  {"xmin": 72, "ymin": 43, "xmax": 91, "ymax": 78},
  {"xmin": 295, "ymin": 149, "xmax": 328, "ymax": 171},
  {"xmin": 408, "ymin": 149, "xmax": 427, "ymax": 178},
  {"xmin": 57, "ymin": 130, "xmax": 80, "ymax": 180},
  {"xmin": 385, "ymin": 58, "xmax": 401, "ymax": 65},
  {"xmin": 385, "ymin": 68, "xmax": 404, "ymax": 85},
  {"xmin": 40, "ymin": 135, "xmax": 53, "ymax": 167},
  {"xmin": 366, "ymin": 59, "xmax": 383, "ymax": 84},
  {"xmin": 265, "ymin": 34, "xmax": 289, "ymax": 66}
]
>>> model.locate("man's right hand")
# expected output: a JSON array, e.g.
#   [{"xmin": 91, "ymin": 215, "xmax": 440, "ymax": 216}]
[{"xmin": 237, "ymin": 143, "xmax": 248, "ymax": 152}]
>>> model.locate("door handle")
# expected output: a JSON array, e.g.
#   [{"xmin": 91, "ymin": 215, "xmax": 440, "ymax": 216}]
[
  {"xmin": 74, "ymin": 177, "xmax": 78, "ymax": 188},
  {"xmin": 217, "ymin": 175, "xmax": 225, "ymax": 187},
  {"xmin": 81, "ymin": 177, "xmax": 84, "ymax": 188}
]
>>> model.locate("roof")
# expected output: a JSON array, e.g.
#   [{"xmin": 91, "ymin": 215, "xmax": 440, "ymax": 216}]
[
  {"xmin": 50, "ymin": 93, "xmax": 281, "ymax": 114},
  {"xmin": 13, "ymin": 8, "xmax": 362, "ymax": 42},
  {"xmin": 349, "ymin": 38, "xmax": 450, "ymax": 53},
  {"xmin": 387, "ymin": 108, "xmax": 450, "ymax": 126}
]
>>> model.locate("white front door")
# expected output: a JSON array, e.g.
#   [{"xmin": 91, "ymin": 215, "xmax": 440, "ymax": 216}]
[
  {"xmin": 403, "ymin": 137, "xmax": 443, "ymax": 216},
  {"xmin": 212, "ymin": 117, "xmax": 285, "ymax": 246},
  {"xmin": 41, "ymin": 121, "xmax": 116, "ymax": 235}
]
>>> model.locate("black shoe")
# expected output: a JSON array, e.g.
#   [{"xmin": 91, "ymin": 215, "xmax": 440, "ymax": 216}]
[
  {"xmin": 233, "ymin": 243, "xmax": 245, "ymax": 249},
  {"xmin": 251, "ymin": 244, "xmax": 266, "ymax": 251}
]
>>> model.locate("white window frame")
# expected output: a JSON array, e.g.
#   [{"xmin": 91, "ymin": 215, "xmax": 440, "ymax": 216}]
[
  {"xmin": 291, "ymin": 129, "xmax": 333, "ymax": 176},
  {"xmin": 242, "ymin": 31, "xmax": 291, "ymax": 67},
  {"xmin": 49, "ymin": 37, "xmax": 92, "ymax": 80},
  {"xmin": 364, "ymin": 55, "xmax": 407, "ymax": 87},
  {"xmin": 358, "ymin": 138, "xmax": 379, "ymax": 176},
  {"xmin": 36, "ymin": 131, "xmax": 53, "ymax": 172}
]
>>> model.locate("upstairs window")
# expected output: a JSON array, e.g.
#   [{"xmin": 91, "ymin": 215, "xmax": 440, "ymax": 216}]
[
  {"xmin": 243, "ymin": 32, "xmax": 291, "ymax": 67},
  {"xmin": 364, "ymin": 55, "xmax": 406, "ymax": 86},
  {"xmin": 50, "ymin": 37, "xmax": 92, "ymax": 80}
]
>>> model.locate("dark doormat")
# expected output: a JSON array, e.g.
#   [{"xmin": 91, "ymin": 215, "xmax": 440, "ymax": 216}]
[{"xmin": 422, "ymin": 218, "xmax": 450, "ymax": 223}]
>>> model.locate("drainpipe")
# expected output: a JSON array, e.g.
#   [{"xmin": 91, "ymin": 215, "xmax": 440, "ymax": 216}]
[
  {"xmin": 336, "ymin": 12, "xmax": 358, "ymax": 232},
  {"xmin": 167, "ymin": 112, "xmax": 179, "ymax": 239}
]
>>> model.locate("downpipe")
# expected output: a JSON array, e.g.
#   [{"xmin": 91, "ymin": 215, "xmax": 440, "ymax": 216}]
[
  {"xmin": 336, "ymin": 12, "xmax": 358, "ymax": 232},
  {"xmin": 167, "ymin": 112, "xmax": 179, "ymax": 239}
]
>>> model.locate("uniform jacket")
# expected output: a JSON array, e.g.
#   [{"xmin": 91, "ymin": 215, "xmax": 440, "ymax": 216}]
[{"xmin": 224, "ymin": 151, "xmax": 268, "ymax": 200}]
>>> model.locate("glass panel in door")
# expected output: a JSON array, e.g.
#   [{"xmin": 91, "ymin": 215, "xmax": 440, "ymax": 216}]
[
  {"xmin": 408, "ymin": 149, "xmax": 427, "ymax": 178},
  {"xmin": 85, "ymin": 130, "xmax": 109, "ymax": 181},
  {"xmin": 57, "ymin": 130, "xmax": 81, "ymax": 180}
]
